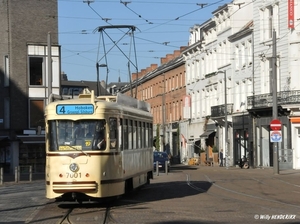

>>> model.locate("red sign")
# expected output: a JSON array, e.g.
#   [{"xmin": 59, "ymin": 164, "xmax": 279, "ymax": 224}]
[
  {"xmin": 288, "ymin": 0, "xmax": 294, "ymax": 29},
  {"xmin": 270, "ymin": 119, "xmax": 282, "ymax": 130}
]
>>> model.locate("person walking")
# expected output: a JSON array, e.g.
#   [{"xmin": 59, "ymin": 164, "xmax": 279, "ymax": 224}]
[{"xmin": 219, "ymin": 149, "xmax": 224, "ymax": 167}]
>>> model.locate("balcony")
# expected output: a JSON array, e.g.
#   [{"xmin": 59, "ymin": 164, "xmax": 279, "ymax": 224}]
[
  {"xmin": 247, "ymin": 90, "xmax": 300, "ymax": 109},
  {"xmin": 211, "ymin": 104, "xmax": 234, "ymax": 118}
]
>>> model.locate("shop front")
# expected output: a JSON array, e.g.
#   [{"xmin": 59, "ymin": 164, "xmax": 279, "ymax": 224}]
[
  {"xmin": 17, "ymin": 135, "xmax": 46, "ymax": 173},
  {"xmin": 232, "ymin": 114, "xmax": 250, "ymax": 166},
  {"xmin": 0, "ymin": 137, "xmax": 10, "ymax": 173}
]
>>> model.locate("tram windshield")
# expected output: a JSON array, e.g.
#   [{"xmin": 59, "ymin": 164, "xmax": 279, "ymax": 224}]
[{"xmin": 48, "ymin": 119, "xmax": 106, "ymax": 151}]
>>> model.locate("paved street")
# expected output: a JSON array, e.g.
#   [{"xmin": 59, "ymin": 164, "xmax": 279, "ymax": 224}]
[
  {"xmin": 0, "ymin": 165, "xmax": 299, "ymax": 223},
  {"xmin": 0, "ymin": 180, "xmax": 48, "ymax": 224}
]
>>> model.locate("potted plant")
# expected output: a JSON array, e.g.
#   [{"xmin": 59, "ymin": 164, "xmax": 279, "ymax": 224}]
[
  {"xmin": 200, "ymin": 148, "xmax": 206, "ymax": 165},
  {"xmin": 212, "ymin": 145, "xmax": 219, "ymax": 165}
]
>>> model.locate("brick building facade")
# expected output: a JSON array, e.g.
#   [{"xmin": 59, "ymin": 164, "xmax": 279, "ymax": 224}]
[{"xmin": 121, "ymin": 47, "xmax": 186, "ymax": 158}]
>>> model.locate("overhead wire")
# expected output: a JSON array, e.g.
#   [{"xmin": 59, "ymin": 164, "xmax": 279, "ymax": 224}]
[
  {"xmin": 120, "ymin": 1, "xmax": 153, "ymax": 25},
  {"xmin": 58, "ymin": 0, "xmax": 239, "ymax": 81},
  {"xmin": 58, "ymin": 0, "xmax": 239, "ymax": 51},
  {"xmin": 142, "ymin": 0, "xmax": 225, "ymax": 32}
]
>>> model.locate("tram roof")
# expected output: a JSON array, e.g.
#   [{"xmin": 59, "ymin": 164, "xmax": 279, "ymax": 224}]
[{"xmin": 47, "ymin": 90, "xmax": 151, "ymax": 113}]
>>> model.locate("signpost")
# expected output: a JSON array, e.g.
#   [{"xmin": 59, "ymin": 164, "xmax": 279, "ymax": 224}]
[
  {"xmin": 270, "ymin": 130, "xmax": 282, "ymax": 142},
  {"xmin": 270, "ymin": 119, "xmax": 282, "ymax": 131},
  {"xmin": 270, "ymin": 119, "xmax": 281, "ymax": 174},
  {"xmin": 271, "ymin": 30, "xmax": 279, "ymax": 175}
]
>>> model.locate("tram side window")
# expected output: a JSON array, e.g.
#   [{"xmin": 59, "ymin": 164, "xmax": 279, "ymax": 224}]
[
  {"xmin": 149, "ymin": 123, "xmax": 153, "ymax": 148},
  {"xmin": 92, "ymin": 120, "xmax": 106, "ymax": 150},
  {"xmin": 137, "ymin": 121, "xmax": 141, "ymax": 149},
  {"xmin": 142, "ymin": 122, "xmax": 145, "ymax": 148},
  {"xmin": 119, "ymin": 119, "xmax": 123, "ymax": 151},
  {"xmin": 109, "ymin": 117, "xmax": 118, "ymax": 149},
  {"xmin": 145, "ymin": 123, "xmax": 149, "ymax": 148},
  {"xmin": 128, "ymin": 120, "xmax": 132, "ymax": 149},
  {"xmin": 49, "ymin": 121, "xmax": 58, "ymax": 151},
  {"xmin": 124, "ymin": 119, "xmax": 128, "ymax": 150},
  {"xmin": 133, "ymin": 121, "xmax": 137, "ymax": 149}
]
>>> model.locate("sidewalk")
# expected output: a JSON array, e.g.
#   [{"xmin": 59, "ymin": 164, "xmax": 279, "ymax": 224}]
[
  {"xmin": 173, "ymin": 163, "xmax": 300, "ymax": 177},
  {"xmin": 0, "ymin": 173, "xmax": 45, "ymax": 185}
]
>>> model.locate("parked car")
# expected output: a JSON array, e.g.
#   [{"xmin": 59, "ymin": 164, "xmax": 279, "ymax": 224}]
[{"xmin": 153, "ymin": 151, "xmax": 170, "ymax": 172}]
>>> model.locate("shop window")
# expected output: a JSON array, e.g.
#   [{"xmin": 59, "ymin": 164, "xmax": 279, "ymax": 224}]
[
  {"xmin": 29, "ymin": 57, "xmax": 43, "ymax": 86},
  {"xmin": 19, "ymin": 144, "xmax": 45, "ymax": 173}
]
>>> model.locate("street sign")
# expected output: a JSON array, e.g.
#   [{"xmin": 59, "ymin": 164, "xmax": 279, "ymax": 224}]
[
  {"xmin": 270, "ymin": 130, "xmax": 282, "ymax": 142},
  {"xmin": 270, "ymin": 119, "xmax": 282, "ymax": 130}
]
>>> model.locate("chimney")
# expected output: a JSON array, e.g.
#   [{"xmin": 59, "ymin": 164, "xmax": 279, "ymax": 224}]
[
  {"xmin": 166, "ymin": 54, "xmax": 173, "ymax": 62},
  {"xmin": 180, "ymin": 46, "xmax": 187, "ymax": 52},
  {"xmin": 161, "ymin": 57, "xmax": 167, "ymax": 64},
  {"xmin": 173, "ymin": 50, "xmax": 181, "ymax": 57},
  {"xmin": 141, "ymin": 69, "xmax": 147, "ymax": 77},
  {"xmin": 132, "ymin": 73, "xmax": 137, "ymax": 81},
  {"xmin": 151, "ymin": 64, "xmax": 158, "ymax": 70}
]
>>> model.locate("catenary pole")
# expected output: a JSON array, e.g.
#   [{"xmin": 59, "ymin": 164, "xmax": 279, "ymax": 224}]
[{"xmin": 272, "ymin": 29, "xmax": 279, "ymax": 174}]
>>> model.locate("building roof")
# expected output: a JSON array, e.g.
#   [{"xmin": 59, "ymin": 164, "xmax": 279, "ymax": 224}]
[
  {"xmin": 61, "ymin": 80, "xmax": 110, "ymax": 95},
  {"xmin": 228, "ymin": 20, "xmax": 253, "ymax": 42}
]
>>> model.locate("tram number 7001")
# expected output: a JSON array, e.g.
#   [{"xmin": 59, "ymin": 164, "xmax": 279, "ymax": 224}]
[{"xmin": 66, "ymin": 173, "xmax": 82, "ymax": 178}]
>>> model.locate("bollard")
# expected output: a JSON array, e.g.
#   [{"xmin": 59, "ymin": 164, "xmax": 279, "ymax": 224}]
[
  {"xmin": 15, "ymin": 166, "xmax": 18, "ymax": 183},
  {"xmin": 18, "ymin": 166, "xmax": 20, "ymax": 182},
  {"xmin": 29, "ymin": 166, "xmax": 32, "ymax": 182},
  {"xmin": 0, "ymin": 167, "xmax": 3, "ymax": 185},
  {"xmin": 165, "ymin": 161, "xmax": 168, "ymax": 174},
  {"xmin": 156, "ymin": 161, "xmax": 159, "ymax": 176}
]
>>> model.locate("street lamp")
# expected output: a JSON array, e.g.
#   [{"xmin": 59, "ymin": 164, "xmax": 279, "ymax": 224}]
[
  {"xmin": 162, "ymin": 76, "xmax": 166, "ymax": 148},
  {"xmin": 96, "ymin": 63, "xmax": 107, "ymax": 96},
  {"xmin": 218, "ymin": 70, "xmax": 229, "ymax": 169},
  {"xmin": 157, "ymin": 74, "xmax": 166, "ymax": 151}
]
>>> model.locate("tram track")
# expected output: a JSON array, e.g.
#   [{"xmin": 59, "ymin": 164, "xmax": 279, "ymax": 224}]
[
  {"xmin": 59, "ymin": 208, "xmax": 73, "ymax": 224},
  {"xmin": 58, "ymin": 204, "xmax": 117, "ymax": 224},
  {"xmin": 30, "ymin": 200, "xmax": 119, "ymax": 224},
  {"xmin": 185, "ymin": 173, "xmax": 300, "ymax": 215}
]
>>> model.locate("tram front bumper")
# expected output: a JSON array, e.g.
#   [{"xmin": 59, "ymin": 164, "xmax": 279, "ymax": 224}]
[{"xmin": 52, "ymin": 181, "xmax": 97, "ymax": 193}]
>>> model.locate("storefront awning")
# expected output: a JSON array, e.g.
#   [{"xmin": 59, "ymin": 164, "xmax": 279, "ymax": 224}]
[
  {"xmin": 17, "ymin": 135, "xmax": 45, "ymax": 143},
  {"xmin": 0, "ymin": 136, "xmax": 9, "ymax": 141},
  {"xmin": 200, "ymin": 130, "xmax": 215, "ymax": 138}
]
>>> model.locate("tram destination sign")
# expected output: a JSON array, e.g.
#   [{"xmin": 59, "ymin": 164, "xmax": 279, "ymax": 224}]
[{"xmin": 56, "ymin": 104, "xmax": 94, "ymax": 115}]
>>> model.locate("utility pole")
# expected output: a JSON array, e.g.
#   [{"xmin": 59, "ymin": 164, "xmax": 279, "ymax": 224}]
[
  {"xmin": 47, "ymin": 32, "xmax": 52, "ymax": 103},
  {"xmin": 272, "ymin": 29, "xmax": 279, "ymax": 174},
  {"xmin": 162, "ymin": 74, "xmax": 166, "ymax": 150},
  {"xmin": 224, "ymin": 70, "xmax": 229, "ymax": 169},
  {"xmin": 218, "ymin": 70, "xmax": 229, "ymax": 169}
]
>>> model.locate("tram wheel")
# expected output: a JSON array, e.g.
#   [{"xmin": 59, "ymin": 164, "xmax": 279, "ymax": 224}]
[{"xmin": 125, "ymin": 178, "xmax": 133, "ymax": 194}]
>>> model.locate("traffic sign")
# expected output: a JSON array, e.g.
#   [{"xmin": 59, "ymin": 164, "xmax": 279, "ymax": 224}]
[
  {"xmin": 270, "ymin": 130, "xmax": 282, "ymax": 142},
  {"xmin": 270, "ymin": 119, "xmax": 282, "ymax": 130}
]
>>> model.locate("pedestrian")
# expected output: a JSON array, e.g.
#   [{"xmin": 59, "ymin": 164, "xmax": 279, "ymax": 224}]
[{"xmin": 219, "ymin": 149, "xmax": 224, "ymax": 167}]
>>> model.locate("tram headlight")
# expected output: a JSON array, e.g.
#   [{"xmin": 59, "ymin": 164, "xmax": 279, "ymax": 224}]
[{"xmin": 69, "ymin": 163, "xmax": 79, "ymax": 172}]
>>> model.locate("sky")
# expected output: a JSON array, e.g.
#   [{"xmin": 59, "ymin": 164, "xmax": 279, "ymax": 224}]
[{"xmin": 58, "ymin": 0, "xmax": 231, "ymax": 83}]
